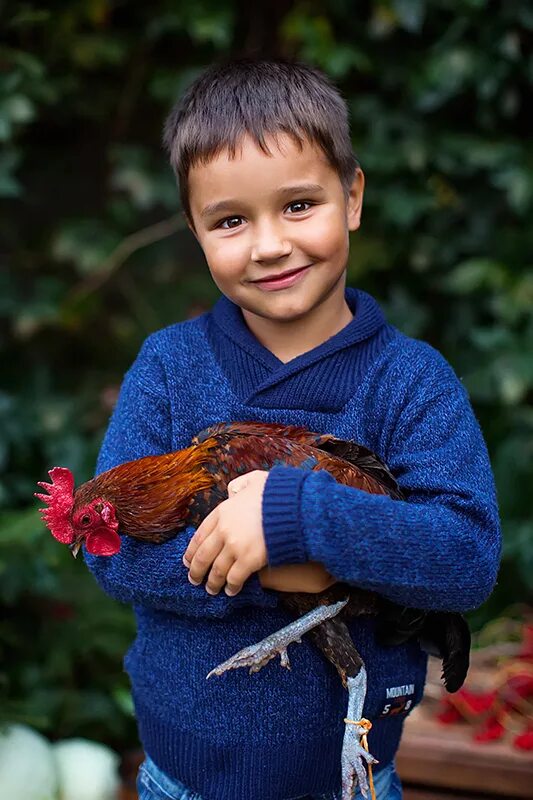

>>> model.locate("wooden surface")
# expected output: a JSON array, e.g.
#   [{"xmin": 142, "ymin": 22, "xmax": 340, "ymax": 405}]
[{"xmin": 397, "ymin": 704, "xmax": 533, "ymax": 798}]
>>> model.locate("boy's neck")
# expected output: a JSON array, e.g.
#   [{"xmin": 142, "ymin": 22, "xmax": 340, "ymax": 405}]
[{"xmin": 241, "ymin": 290, "xmax": 354, "ymax": 364}]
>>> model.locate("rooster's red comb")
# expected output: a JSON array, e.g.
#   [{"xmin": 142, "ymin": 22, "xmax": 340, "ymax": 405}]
[{"xmin": 34, "ymin": 467, "xmax": 75, "ymax": 544}]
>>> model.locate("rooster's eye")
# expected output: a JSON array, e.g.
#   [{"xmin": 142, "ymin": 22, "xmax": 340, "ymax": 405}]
[{"xmin": 80, "ymin": 514, "xmax": 91, "ymax": 525}]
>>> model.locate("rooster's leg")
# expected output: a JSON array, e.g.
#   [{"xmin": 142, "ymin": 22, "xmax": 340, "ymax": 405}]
[
  {"xmin": 306, "ymin": 619, "xmax": 378, "ymax": 800},
  {"xmin": 206, "ymin": 598, "xmax": 349, "ymax": 678},
  {"xmin": 341, "ymin": 669, "xmax": 378, "ymax": 800}
]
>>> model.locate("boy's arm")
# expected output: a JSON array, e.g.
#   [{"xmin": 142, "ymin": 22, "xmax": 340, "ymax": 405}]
[
  {"xmin": 261, "ymin": 345, "xmax": 502, "ymax": 614},
  {"xmin": 258, "ymin": 562, "xmax": 337, "ymax": 593},
  {"xmin": 83, "ymin": 337, "xmax": 279, "ymax": 618}
]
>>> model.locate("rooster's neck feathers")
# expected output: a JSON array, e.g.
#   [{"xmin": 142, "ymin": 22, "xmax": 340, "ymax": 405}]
[{"xmin": 74, "ymin": 442, "xmax": 217, "ymax": 539}]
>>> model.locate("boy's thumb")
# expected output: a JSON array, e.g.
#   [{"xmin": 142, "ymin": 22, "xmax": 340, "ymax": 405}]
[{"xmin": 228, "ymin": 477, "xmax": 247, "ymax": 495}]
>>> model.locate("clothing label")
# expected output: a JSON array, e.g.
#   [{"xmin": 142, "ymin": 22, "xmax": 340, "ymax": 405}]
[{"xmin": 378, "ymin": 684, "xmax": 415, "ymax": 717}]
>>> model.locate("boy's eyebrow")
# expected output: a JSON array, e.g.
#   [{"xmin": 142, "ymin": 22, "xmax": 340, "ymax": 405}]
[{"xmin": 199, "ymin": 183, "xmax": 325, "ymax": 220}]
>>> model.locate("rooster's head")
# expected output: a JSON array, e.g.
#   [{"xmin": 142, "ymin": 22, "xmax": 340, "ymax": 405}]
[{"xmin": 35, "ymin": 467, "xmax": 121, "ymax": 557}]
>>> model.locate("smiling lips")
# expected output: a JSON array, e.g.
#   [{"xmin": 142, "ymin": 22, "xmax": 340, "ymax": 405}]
[{"xmin": 252, "ymin": 265, "xmax": 311, "ymax": 290}]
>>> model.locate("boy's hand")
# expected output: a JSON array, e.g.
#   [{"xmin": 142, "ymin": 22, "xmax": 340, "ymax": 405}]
[{"xmin": 183, "ymin": 470, "xmax": 269, "ymax": 596}]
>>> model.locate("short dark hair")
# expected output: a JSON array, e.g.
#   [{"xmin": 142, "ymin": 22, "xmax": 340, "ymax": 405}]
[{"xmin": 162, "ymin": 57, "xmax": 359, "ymax": 224}]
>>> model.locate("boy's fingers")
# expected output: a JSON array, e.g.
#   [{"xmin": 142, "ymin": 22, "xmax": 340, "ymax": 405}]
[
  {"xmin": 205, "ymin": 548, "xmax": 236, "ymax": 595},
  {"xmin": 188, "ymin": 533, "xmax": 223, "ymax": 585},
  {"xmin": 224, "ymin": 561, "xmax": 251, "ymax": 597},
  {"xmin": 183, "ymin": 507, "xmax": 218, "ymax": 565}
]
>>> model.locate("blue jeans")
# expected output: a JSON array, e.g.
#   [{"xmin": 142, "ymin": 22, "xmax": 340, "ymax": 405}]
[{"xmin": 137, "ymin": 754, "xmax": 403, "ymax": 800}]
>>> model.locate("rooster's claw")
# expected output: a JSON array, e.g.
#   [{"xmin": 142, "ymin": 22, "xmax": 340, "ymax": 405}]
[{"xmin": 207, "ymin": 598, "xmax": 349, "ymax": 679}]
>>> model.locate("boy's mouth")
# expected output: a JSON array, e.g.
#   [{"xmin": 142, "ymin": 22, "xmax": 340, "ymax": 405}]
[{"xmin": 251, "ymin": 264, "xmax": 312, "ymax": 289}]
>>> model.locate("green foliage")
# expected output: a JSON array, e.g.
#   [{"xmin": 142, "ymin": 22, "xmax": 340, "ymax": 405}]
[
  {"xmin": 0, "ymin": 507, "xmax": 136, "ymax": 744},
  {"xmin": 1, "ymin": 0, "xmax": 531, "ymax": 749}
]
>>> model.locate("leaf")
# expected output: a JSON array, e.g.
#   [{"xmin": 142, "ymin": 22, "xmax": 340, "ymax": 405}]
[
  {"xmin": 0, "ymin": 149, "xmax": 21, "ymax": 196},
  {"xmin": 503, "ymin": 520, "xmax": 533, "ymax": 591},
  {"xmin": 442, "ymin": 259, "xmax": 508, "ymax": 294},
  {"xmin": 492, "ymin": 165, "xmax": 533, "ymax": 215},
  {"xmin": 381, "ymin": 286, "xmax": 429, "ymax": 337},
  {"xmin": 0, "ymin": 508, "xmax": 43, "ymax": 547},
  {"xmin": 52, "ymin": 220, "xmax": 122, "ymax": 275},
  {"xmin": 391, "ymin": 0, "xmax": 426, "ymax": 33},
  {"xmin": 0, "ymin": 94, "xmax": 35, "ymax": 124}
]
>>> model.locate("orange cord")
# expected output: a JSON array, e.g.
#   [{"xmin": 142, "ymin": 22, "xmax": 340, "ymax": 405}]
[{"xmin": 343, "ymin": 717, "xmax": 376, "ymax": 800}]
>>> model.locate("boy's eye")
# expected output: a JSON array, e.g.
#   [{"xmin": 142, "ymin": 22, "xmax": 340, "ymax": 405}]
[
  {"xmin": 287, "ymin": 200, "xmax": 312, "ymax": 214},
  {"xmin": 216, "ymin": 201, "xmax": 313, "ymax": 230},
  {"xmin": 219, "ymin": 216, "xmax": 244, "ymax": 230}
]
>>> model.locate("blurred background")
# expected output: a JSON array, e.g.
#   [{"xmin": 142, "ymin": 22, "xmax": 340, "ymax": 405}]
[{"xmin": 1, "ymin": 0, "xmax": 532, "ymax": 796}]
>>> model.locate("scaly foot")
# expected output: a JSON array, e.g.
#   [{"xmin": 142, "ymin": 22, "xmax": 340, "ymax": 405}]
[
  {"xmin": 206, "ymin": 598, "xmax": 349, "ymax": 678},
  {"xmin": 341, "ymin": 669, "xmax": 378, "ymax": 800}
]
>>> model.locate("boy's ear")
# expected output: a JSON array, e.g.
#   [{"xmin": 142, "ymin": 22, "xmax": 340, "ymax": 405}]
[{"xmin": 347, "ymin": 167, "xmax": 365, "ymax": 232}]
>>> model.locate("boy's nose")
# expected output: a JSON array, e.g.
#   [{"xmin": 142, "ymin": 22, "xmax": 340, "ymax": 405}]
[{"xmin": 250, "ymin": 222, "xmax": 292, "ymax": 263}]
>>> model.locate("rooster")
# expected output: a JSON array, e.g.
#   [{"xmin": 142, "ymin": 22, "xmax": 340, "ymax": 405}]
[{"xmin": 35, "ymin": 421, "xmax": 470, "ymax": 800}]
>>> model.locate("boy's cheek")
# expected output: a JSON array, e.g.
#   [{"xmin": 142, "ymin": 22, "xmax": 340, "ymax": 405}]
[
  {"xmin": 308, "ymin": 214, "xmax": 348, "ymax": 260},
  {"xmin": 202, "ymin": 237, "xmax": 247, "ymax": 272},
  {"xmin": 205, "ymin": 259, "xmax": 248, "ymax": 295}
]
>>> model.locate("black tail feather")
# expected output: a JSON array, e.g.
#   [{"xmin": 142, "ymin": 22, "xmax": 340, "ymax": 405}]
[
  {"xmin": 375, "ymin": 603, "xmax": 471, "ymax": 694},
  {"xmin": 418, "ymin": 611, "xmax": 471, "ymax": 693}
]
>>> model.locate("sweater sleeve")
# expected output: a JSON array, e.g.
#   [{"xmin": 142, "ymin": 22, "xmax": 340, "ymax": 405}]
[
  {"xmin": 84, "ymin": 336, "xmax": 278, "ymax": 618},
  {"xmin": 262, "ymin": 347, "xmax": 502, "ymax": 614}
]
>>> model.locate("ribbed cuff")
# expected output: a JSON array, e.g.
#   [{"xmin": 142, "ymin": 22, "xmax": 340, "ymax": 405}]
[{"xmin": 262, "ymin": 465, "xmax": 309, "ymax": 566}]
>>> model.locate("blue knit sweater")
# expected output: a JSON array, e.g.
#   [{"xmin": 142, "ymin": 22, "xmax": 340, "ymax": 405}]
[{"xmin": 85, "ymin": 286, "xmax": 501, "ymax": 800}]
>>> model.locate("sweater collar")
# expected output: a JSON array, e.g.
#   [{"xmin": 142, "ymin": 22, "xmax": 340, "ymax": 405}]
[{"xmin": 210, "ymin": 285, "xmax": 386, "ymax": 374}]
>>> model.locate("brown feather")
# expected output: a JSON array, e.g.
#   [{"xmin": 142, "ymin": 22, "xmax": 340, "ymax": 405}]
[
  {"xmin": 73, "ymin": 441, "xmax": 218, "ymax": 542},
  {"xmin": 194, "ymin": 421, "xmax": 404, "ymax": 499},
  {"xmin": 72, "ymin": 422, "xmax": 399, "ymax": 543}
]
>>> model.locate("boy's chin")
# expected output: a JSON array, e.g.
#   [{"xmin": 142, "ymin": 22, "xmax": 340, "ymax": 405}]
[
  {"xmin": 242, "ymin": 282, "xmax": 344, "ymax": 319},
  {"xmin": 239, "ymin": 290, "xmax": 314, "ymax": 318}
]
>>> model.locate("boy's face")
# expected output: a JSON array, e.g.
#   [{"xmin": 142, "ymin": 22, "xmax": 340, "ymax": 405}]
[{"xmin": 187, "ymin": 132, "xmax": 364, "ymax": 329}]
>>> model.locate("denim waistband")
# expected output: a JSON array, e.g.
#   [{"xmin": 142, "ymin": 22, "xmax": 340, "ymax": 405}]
[{"xmin": 137, "ymin": 753, "xmax": 402, "ymax": 800}]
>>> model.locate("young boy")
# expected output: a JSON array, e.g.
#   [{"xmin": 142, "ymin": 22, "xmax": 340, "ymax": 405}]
[{"xmin": 85, "ymin": 58, "xmax": 501, "ymax": 800}]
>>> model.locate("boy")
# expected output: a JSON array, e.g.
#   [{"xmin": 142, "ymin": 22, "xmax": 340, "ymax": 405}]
[{"xmin": 85, "ymin": 58, "xmax": 501, "ymax": 800}]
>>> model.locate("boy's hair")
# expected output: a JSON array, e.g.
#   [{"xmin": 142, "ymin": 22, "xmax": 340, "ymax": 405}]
[{"xmin": 162, "ymin": 57, "xmax": 359, "ymax": 225}]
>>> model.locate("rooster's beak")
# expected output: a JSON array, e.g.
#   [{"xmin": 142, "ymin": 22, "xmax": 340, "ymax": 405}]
[{"xmin": 69, "ymin": 539, "xmax": 82, "ymax": 559}]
